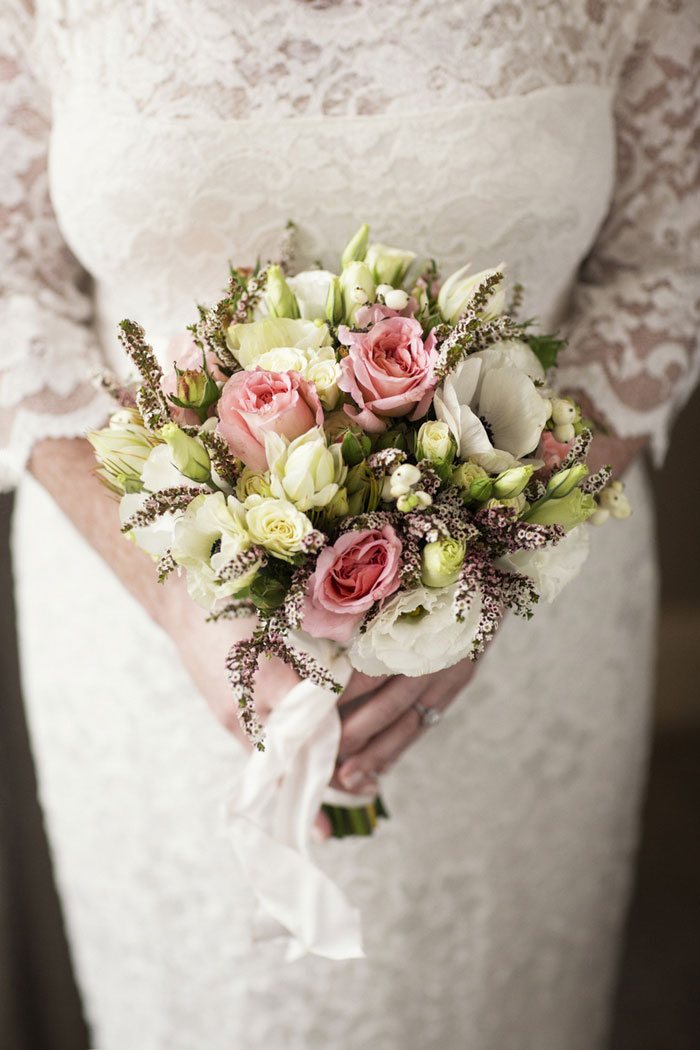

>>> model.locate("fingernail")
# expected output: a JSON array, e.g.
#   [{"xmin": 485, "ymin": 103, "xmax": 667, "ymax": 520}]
[{"xmin": 340, "ymin": 768, "xmax": 367, "ymax": 791}]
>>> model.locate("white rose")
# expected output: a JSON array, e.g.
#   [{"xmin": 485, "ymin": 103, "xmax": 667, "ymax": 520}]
[
  {"xmin": 496, "ymin": 524, "xmax": 590, "ymax": 603},
  {"xmin": 251, "ymin": 346, "xmax": 310, "ymax": 373},
  {"xmin": 245, "ymin": 495, "xmax": 315, "ymax": 561},
  {"xmin": 305, "ymin": 351, "xmax": 342, "ymax": 409},
  {"xmin": 171, "ymin": 492, "xmax": 259, "ymax": 609},
  {"xmin": 286, "ymin": 269, "xmax": 337, "ymax": 321},
  {"xmin": 349, "ymin": 583, "xmax": 482, "ymax": 676},
  {"xmin": 265, "ymin": 427, "xmax": 347, "ymax": 510},
  {"xmin": 365, "ymin": 242, "xmax": 416, "ymax": 286}
]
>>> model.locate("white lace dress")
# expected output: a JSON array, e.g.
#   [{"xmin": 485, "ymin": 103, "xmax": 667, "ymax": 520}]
[{"xmin": 2, "ymin": 2, "xmax": 699, "ymax": 1048}]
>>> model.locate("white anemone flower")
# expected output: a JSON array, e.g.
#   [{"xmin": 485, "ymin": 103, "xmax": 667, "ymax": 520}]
[{"xmin": 434, "ymin": 355, "xmax": 549, "ymax": 473}]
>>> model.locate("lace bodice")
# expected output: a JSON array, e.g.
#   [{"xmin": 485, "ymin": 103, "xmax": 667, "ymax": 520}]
[{"xmin": 1, "ymin": 0, "xmax": 699, "ymax": 487}]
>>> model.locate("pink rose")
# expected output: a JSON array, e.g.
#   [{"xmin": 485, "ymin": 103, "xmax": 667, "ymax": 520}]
[
  {"xmin": 337, "ymin": 316, "xmax": 438, "ymax": 434},
  {"xmin": 302, "ymin": 526, "xmax": 402, "ymax": 642},
  {"xmin": 536, "ymin": 430, "xmax": 575, "ymax": 476},
  {"xmin": 217, "ymin": 369, "xmax": 323, "ymax": 472},
  {"xmin": 161, "ymin": 333, "xmax": 227, "ymax": 425},
  {"xmin": 354, "ymin": 297, "xmax": 418, "ymax": 327}
]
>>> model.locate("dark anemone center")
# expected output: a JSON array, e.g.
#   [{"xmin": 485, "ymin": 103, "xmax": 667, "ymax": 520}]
[
  {"xmin": 479, "ymin": 415, "xmax": 495, "ymax": 444},
  {"xmin": 210, "ymin": 538, "xmax": 222, "ymax": 557}
]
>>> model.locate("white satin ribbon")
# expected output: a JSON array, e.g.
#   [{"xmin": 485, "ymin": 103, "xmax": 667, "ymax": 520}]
[{"xmin": 221, "ymin": 643, "xmax": 367, "ymax": 961}]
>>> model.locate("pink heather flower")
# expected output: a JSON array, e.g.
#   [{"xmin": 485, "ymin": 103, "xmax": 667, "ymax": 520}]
[
  {"xmin": 302, "ymin": 526, "xmax": 402, "ymax": 642},
  {"xmin": 536, "ymin": 430, "xmax": 575, "ymax": 476},
  {"xmin": 217, "ymin": 369, "xmax": 323, "ymax": 473},
  {"xmin": 161, "ymin": 332, "xmax": 227, "ymax": 425},
  {"xmin": 337, "ymin": 316, "xmax": 438, "ymax": 434}
]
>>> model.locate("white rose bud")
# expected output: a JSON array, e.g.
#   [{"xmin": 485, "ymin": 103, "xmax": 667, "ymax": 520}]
[
  {"xmin": 421, "ymin": 537, "xmax": 466, "ymax": 588},
  {"xmin": 417, "ymin": 420, "xmax": 456, "ymax": 467}
]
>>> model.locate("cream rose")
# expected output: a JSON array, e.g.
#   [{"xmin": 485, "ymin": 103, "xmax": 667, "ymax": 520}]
[{"xmin": 245, "ymin": 495, "xmax": 315, "ymax": 561}]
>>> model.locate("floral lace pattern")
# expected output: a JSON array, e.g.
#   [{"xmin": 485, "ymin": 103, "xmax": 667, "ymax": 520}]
[
  {"xmin": 2, "ymin": 0, "xmax": 698, "ymax": 486},
  {"xmin": 1, "ymin": 1, "xmax": 697, "ymax": 1047}
]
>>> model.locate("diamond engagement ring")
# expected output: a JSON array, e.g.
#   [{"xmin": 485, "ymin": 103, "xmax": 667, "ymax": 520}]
[{"xmin": 413, "ymin": 701, "xmax": 441, "ymax": 728}]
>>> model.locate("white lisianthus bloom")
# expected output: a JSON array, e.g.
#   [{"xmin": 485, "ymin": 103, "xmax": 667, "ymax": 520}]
[
  {"xmin": 118, "ymin": 444, "xmax": 196, "ymax": 558},
  {"xmin": 171, "ymin": 492, "xmax": 260, "ymax": 610},
  {"xmin": 496, "ymin": 524, "xmax": 590, "ymax": 603},
  {"xmin": 434, "ymin": 356, "xmax": 549, "ymax": 473},
  {"xmin": 245, "ymin": 495, "xmax": 315, "ymax": 561},
  {"xmin": 349, "ymin": 583, "xmax": 482, "ymax": 676},
  {"xmin": 265, "ymin": 427, "xmax": 347, "ymax": 510},
  {"xmin": 286, "ymin": 270, "xmax": 337, "ymax": 321},
  {"xmin": 226, "ymin": 317, "xmax": 332, "ymax": 367},
  {"xmin": 437, "ymin": 264, "xmax": 506, "ymax": 324},
  {"xmin": 87, "ymin": 407, "xmax": 160, "ymax": 493}
]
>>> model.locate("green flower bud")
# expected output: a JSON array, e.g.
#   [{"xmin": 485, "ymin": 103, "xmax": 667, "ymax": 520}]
[
  {"xmin": 249, "ymin": 572, "xmax": 288, "ymax": 612},
  {"xmin": 526, "ymin": 488, "xmax": 597, "ymax": 531},
  {"xmin": 545, "ymin": 464, "xmax": 589, "ymax": 499},
  {"xmin": 325, "ymin": 275, "xmax": 344, "ymax": 325},
  {"xmin": 265, "ymin": 263, "xmax": 300, "ymax": 319},
  {"xmin": 324, "ymin": 486, "xmax": 350, "ymax": 521},
  {"xmin": 492, "ymin": 465, "xmax": 533, "ymax": 499},
  {"xmin": 420, "ymin": 537, "xmax": 466, "ymax": 588},
  {"xmin": 340, "ymin": 261, "xmax": 375, "ymax": 323},
  {"xmin": 365, "ymin": 242, "xmax": 416, "ymax": 287},
  {"xmin": 341, "ymin": 431, "xmax": 370, "ymax": 467},
  {"xmin": 346, "ymin": 461, "xmax": 379, "ymax": 515},
  {"xmin": 160, "ymin": 423, "xmax": 211, "ymax": 483},
  {"xmin": 469, "ymin": 475, "xmax": 493, "ymax": 502},
  {"xmin": 340, "ymin": 224, "xmax": 370, "ymax": 269},
  {"xmin": 167, "ymin": 361, "xmax": 220, "ymax": 424}
]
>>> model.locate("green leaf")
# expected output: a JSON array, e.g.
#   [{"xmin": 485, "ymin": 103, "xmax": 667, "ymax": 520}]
[{"xmin": 525, "ymin": 333, "xmax": 566, "ymax": 371}]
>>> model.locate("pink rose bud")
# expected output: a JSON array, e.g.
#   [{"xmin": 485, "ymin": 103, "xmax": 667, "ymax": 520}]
[
  {"xmin": 337, "ymin": 316, "xmax": 438, "ymax": 434},
  {"xmin": 302, "ymin": 526, "xmax": 402, "ymax": 642},
  {"xmin": 217, "ymin": 369, "xmax": 323, "ymax": 473},
  {"xmin": 161, "ymin": 333, "xmax": 227, "ymax": 426}
]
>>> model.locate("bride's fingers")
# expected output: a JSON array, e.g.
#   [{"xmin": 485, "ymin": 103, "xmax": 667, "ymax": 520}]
[
  {"xmin": 334, "ymin": 706, "xmax": 423, "ymax": 793},
  {"xmin": 339, "ymin": 670, "xmax": 391, "ymax": 707},
  {"xmin": 337, "ymin": 675, "xmax": 423, "ymax": 757}
]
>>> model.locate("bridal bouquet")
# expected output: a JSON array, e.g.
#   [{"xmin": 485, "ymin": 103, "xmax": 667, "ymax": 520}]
[{"xmin": 89, "ymin": 224, "xmax": 629, "ymax": 956}]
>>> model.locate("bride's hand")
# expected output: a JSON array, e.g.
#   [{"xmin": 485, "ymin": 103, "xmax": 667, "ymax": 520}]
[{"xmin": 330, "ymin": 657, "xmax": 479, "ymax": 796}]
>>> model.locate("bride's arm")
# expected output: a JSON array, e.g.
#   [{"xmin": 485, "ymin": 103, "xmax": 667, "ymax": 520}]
[
  {"xmin": 332, "ymin": 0, "xmax": 700, "ymax": 797},
  {"xmin": 2, "ymin": 9, "xmax": 297, "ymax": 747}
]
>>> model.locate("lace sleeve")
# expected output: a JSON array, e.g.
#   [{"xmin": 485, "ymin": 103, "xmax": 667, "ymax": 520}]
[
  {"xmin": 0, "ymin": 2, "xmax": 109, "ymax": 492},
  {"xmin": 557, "ymin": 0, "xmax": 700, "ymax": 466}
]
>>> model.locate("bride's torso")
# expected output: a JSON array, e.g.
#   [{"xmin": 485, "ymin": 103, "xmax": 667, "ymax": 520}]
[{"xmin": 35, "ymin": 0, "xmax": 649, "ymax": 362}]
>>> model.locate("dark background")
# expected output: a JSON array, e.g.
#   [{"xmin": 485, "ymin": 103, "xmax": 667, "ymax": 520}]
[{"xmin": 1, "ymin": 387, "xmax": 699, "ymax": 1050}]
